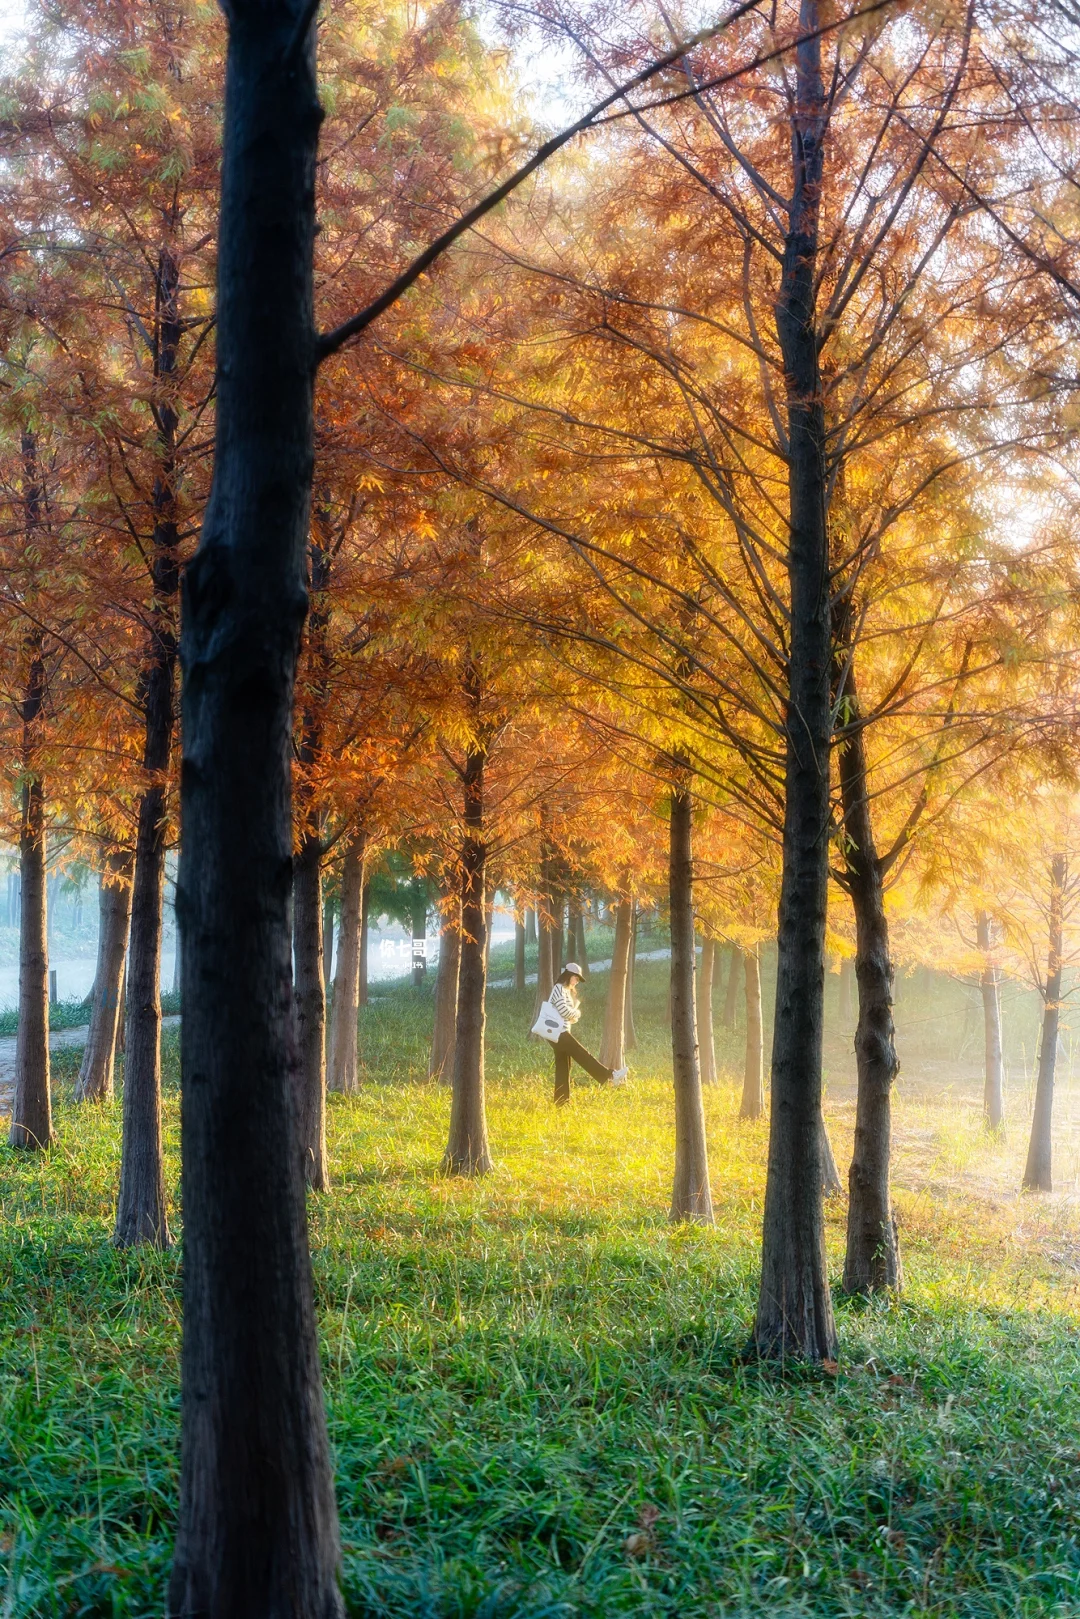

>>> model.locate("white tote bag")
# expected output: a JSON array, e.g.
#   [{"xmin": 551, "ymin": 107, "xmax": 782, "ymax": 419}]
[{"xmin": 531, "ymin": 998, "xmax": 567, "ymax": 1044}]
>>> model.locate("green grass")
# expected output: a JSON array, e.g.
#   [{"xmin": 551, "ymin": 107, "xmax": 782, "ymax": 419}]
[{"xmin": 2, "ymin": 962, "xmax": 1080, "ymax": 1616}]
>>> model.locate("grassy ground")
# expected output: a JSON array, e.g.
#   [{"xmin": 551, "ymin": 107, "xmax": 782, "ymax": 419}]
[{"xmin": 2, "ymin": 954, "xmax": 1080, "ymax": 1617}]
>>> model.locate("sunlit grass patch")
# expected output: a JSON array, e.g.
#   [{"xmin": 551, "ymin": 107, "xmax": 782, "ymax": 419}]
[{"xmin": 2, "ymin": 965, "xmax": 1080, "ymax": 1614}]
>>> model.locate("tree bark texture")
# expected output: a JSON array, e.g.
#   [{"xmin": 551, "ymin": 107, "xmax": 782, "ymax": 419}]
[
  {"xmin": 168, "ymin": 2, "xmax": 343, "ymax": 1608},
  {"xmin": 697, "ymin": 936, "xmax": 717, "ymax": 1086},
  {"xmin": 598, "ymin": 898, "xmax": 632, "ymax": 1071},
  {"xmin": 10, "ymin": 438, "xmax": 51, "ymax": 1153},
  {"xmin": 740, "ymin": 948, "xmax": 764, "ymax": 1120},
  {"xmin": 837, "ymin": 657, "xmax": 901, "ymax": 1295},
  {"xmin": 429, "ymin": 887, "xmax": 461, "ymax": 1084},
  {"xmin": 328, "ymin": 832, "xmax": 365, "ymax": 1095},
  {"xmin": 115, "ymin": 243, "xmax": 182, "ymax": 1250},
  {"xmin": 75, "ymin": 850, "xmax": 134, "ymax": 1104},
  {"xmin": 1023, "ymin": 854, "xmax": 1065, "ymax": 1193},
  {"xmin": 293, "ymin": 835, "xmax": 328, "ymax": 1190},
  {"xmin": 443, "ymin": 737, "xmax": 492, "ymax": 1176},
  {"xmin": 668, "ymin": 778, "xmax": 713, "ymax": 1224},
  {"xmin": 754, "ymin": 2, "xmax": 837, "ymax": 1361},
  {"xmin": 977, "ymin": 910, "xmax": 1004, "ymax": 1130}
]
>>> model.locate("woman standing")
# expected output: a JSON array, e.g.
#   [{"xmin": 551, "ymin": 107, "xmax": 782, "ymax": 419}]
[{"xmin": 535, "ymin": 962, "xmax": 629, "ymax": 1106}]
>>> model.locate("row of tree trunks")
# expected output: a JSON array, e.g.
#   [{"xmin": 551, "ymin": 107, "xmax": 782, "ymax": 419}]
[
  {"xmin": 668, "ymin": 774, "xmax": 713, "ymax": 1225},
  {"xmin": 328, "ymin": 832, "xmax": 366, "ymax": 1095},
  {"xmin": 75, "ymin": 851, "xmax": 134, "ymax": 1103},
  {"xmin": 599, "ymin": 898, "xmax": 633, "ymax": 1070},
  {"xmin": 1023, "ymin": 854, "xmax": 1065, "ymax": 1192},
  {"xmin": 114, "ymin": 241, "xmax": 182, "ymax": 1250},
  {"xmin": 429, "ymin": 887, "xmax": 462, "ymax": 1083}
]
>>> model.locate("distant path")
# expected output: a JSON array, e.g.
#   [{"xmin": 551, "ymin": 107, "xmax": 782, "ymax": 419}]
[
  {"xmin": 0, "ymin": 1014, "xmax": 180, "ymax": 1113},
  {"xmin": 487, "ymin": 946, "xmax": 671, "ymax": 990}
]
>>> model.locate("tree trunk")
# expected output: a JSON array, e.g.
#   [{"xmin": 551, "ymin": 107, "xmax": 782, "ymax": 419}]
[
  {"xmin": 571, "ymin": 900, "xmax": 589, "ymax": 976},
  {"xmin": 598, "ymin": 898, "xmax": 632, "ymax": 1070},
  {"xmin": 625, "ymin": 903, "xmax": 638, "ymax": 1050},
  {"xmin": 753, "ymin": 2, "xmax": 836, "ymax": 1361},
  {"xmin": 821, "ymin": 1118, "xmax": 843, "ymax": 1197},
  {"xmin": 75, "ymin": 849, "xmax": 134, "ymax": 1103},
  {"xmin": 412, "ymin": 882, "xmax": 428, "ymax": 987},
  {"xmin": 293, "ymin": 835, "xmax": 328, "ymax": 1190},
  {"xmin": 977, "ymin": 910, "xmax": 1004, "ymax": 1130},
  {"xmin": 838, "ymin": 956, "xmax": 854, "ymax": 1023},
  {"xmin": 328, "ymin": 832, "xmax": 365, "ymax": 1095},
  {"xmin": 668, "ymin": 777, "xmax": 713, "ymax": 1224},
  {"xmin": 168, "ymin": 1, "xmax": 343, "ymax": 1605},
  {"xmin": 1023, "ymin": 854, "xmax": 1065, "ymax": 1193},
  {"xmin": 740, "ymin": 948, "xmax": 764, "ymax": 1119},
  {"xmin": 429, "ymin": 887, "xmax": 461, "ymax": 1083},
  {"xmin": 697, "ymin": 936, "xmax": 717, "ymax": 1086},
  {"xmin": 322, "ymin": 893, "xmax": 334, "ymax": 993},
  {"xmin": 358, "ymin": 878, "xmax": 369, "ymax": 1009},
  {"xmin": 514, "ymin": 911, "xmax": 526, "ymax": 993},
  {"xmin": 10, "ymin": 739, "xmax": 51, "ymax": 1151},
  {"xmin": 837, "ymin": 660, "xmax": 901, "ymax": 1295},
  {"xmin": 723, "ymin": 945, "xmax": 742, "ymax": 1029},
  {"xmin": 534, "ymin": 864, "xmax": 556, "ymax": 1015},
  {"xmin": 443, "ymin": 736, "xmax": 492, "ymax": 1176},
  {"xmin": 114, "ymin": 242, "xmax": 182, "ymax": 1251}
]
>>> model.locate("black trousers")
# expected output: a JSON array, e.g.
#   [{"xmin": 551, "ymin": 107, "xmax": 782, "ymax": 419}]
[{"xmin": 553, "ymin": 1031, "xmax": 612, "ymax": 1106}]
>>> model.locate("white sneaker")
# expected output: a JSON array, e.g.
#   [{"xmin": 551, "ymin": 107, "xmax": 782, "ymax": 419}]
[{"xmin": 610, "ymin": 1067, "xmax": 629, "ymax": 1086}]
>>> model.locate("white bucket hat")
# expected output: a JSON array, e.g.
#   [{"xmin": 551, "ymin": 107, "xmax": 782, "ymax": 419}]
[{"xmin": 563, "ymin": 961, "xmax": 583, "ymax": 977}]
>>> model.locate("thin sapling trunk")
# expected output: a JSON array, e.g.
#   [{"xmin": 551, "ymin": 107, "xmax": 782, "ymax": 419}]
[
  {"xmin": 1023, "ymin": 854, "xmax": 1065, "ymax": 1193},
  {"xmin": 668, "ymin": 775, "xmax": 713, "ymax": 1224}
]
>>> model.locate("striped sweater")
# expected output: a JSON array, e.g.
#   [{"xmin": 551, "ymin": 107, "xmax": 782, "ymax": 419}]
[{"xmin": 548, "ymin": 983, "xmax": 581, "ymax": 1026}]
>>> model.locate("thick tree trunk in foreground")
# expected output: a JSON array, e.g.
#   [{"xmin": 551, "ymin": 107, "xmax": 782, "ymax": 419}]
[
  {"xmin": 599, "ymin": 898, "xmax": 632, "ymax": 1071},
  {"xmin": 740, "ymin": 948, "xmax": 764, "ymax": 1119},
  {"xmin": 723, "ymin": 945, "xmax": 742, "ymax": 1029},
  {"xmin": 11, "ymin": 760, "xmax": 51, "ymax": 1152},
  {"xmin": 115, "ymin": 242, "xmax": 182, "ymax": 1251},
  {"xmin": 697, "ymin": 936, "xmax": 717, "ymax": 1085},
  {"xmin": 328, "ymin": 833, "xmax": 365, "ymax": 1094},
  {"xmin": 293, "ymin": 835, "xmax": 328, "ymax": 1190},
  {"xmin": 168, "ymin": 3, "xmax": 343, "ymax": 1608},
  {"xmin": 429, "ymin": 888, "xmax": 461, "ymax": 1083},
  {"xmin": 443, "ymin": 741, "xmax": 492, "ymax": 1176},
  {"xmin": 753, "ymin": 3, "xmax": 836, "ymax": 1361},
  {"xmin": 837, "ymin": 666, "xmax": 901, "ymax": 1295},
  {"xmin": 1023, "ymin": 854, "xmax": 1065, "ymax": 1193},
  {"xmin": 977, "ymin": 910, "xmax": 1004, "ymax": 1130},
  {"xmin": 514, "ymin": 912, "xmax": 526, "ymax": 992},
  {"xmin": 668, "ymin": 778, "xmax": 713, "ymax": 1224},
  {"xmin": 76, "ymin": 850, "xmax": 134, "ymax": 1103}
]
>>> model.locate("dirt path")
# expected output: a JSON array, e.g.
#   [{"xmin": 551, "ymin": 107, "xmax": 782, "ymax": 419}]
[{"xmin": 0, "ymin": 1015, "xmax": 180, "ymax": 1113}]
